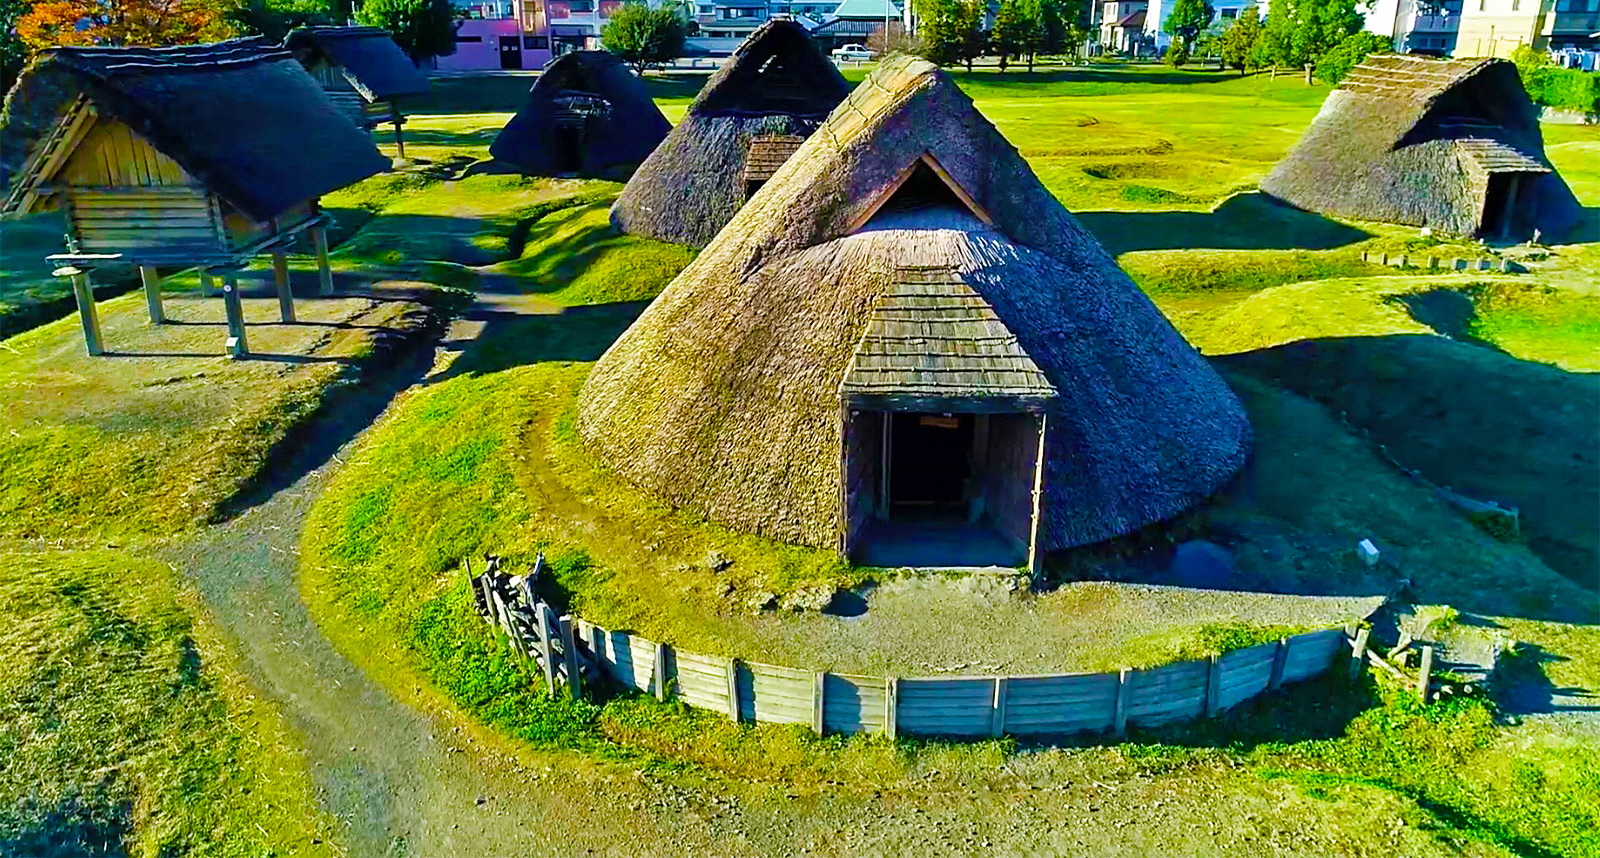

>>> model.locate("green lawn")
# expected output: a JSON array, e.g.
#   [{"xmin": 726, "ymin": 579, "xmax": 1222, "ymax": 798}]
[{"xmin": 0, "ymin": 550, "xmax": 339, "ymax": 856}]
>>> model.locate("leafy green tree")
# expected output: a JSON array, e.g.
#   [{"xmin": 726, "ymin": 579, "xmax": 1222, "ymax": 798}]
[
  {"xmin": 991, "ymin": 0, "xmax": 1037, "ymax": 71},
  {"xmin": 355, "ymin": 0, "xmax": 455, "ymax": 64},
  {"xmin": 955, "ymin": 0, "xmax": 985, "ymax": 71},
  {"xmin": 1254, "ymin": 0, "xmax": 1360, "ymax": 80},
  {"xmin": 1163, "ymin": 0, "xmax": 1213, "ymax": 51},
  {"xmin": 1163, "ymin": 38, "xmax": 1189, "ymax": 66},
  {"xmin": 1037, "ymin": 0, "xmax": 1070, "ymax": 56},
  {"xmin": 230, "ymin": 0, "xmax": 335, "ymax": 40},
  {"xmin": 1217, "ymin": 5, "xmax": 1262, "ymax": 74},
  {"xmin": 913, "ymin": 0, "xmax": 963, "ymax": 66},
  {"xmin": 1, "ymin": 0, "xmax": 28, "ymax": 94},
  {"xmin": 1313, "ymin": 30, "xmax": 1388, "ymax": 84},
  {"xmin": 601, "ymin": 1, "xmax": 686, "ymax": 74}
]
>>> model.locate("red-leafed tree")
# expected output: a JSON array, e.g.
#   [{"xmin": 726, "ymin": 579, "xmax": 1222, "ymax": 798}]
[{"xmin": 16, "ymin": 0, "xmax": 238, "ymax": 50}]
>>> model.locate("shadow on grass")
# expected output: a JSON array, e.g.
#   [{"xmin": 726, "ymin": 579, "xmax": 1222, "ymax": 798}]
[
  {"xmin": 1492, "ymin": 641, "xmax": 1600, "ymax": 716},
  {"xmin": 0, "ymin": 793, "xmax": 132, "ymax": 858},
  {"xmin": 1077, "ymin": 193, "xmax": 1372, "ymax": 254},
  {"xmin": 952, "ymin": 66, "xmax": 1248, "ymax": 89},
  {"xmin": 1388, "ymin": 288, "xmax": 1508, "ymax": 353},
  {"xmin": 378, "ymin": 128, "xmax": 502, "ymax": 150},
  {"xmin": 435, "ymin": 301, "xmax": 644, "ymax": 382}
]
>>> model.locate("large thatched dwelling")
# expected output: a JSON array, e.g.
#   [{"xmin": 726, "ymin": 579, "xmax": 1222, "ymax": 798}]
[
  {"xmin": 610, "ymin": 20, "xmax": 851, "ymax": 247},
  {"xmin": 0, "ymin": 40, "xmax": 388, "ymax": 356},
  {"xmin": 490, "ymin": 50, "xmax": 669, "ymax": 178},
  {"xmin": 577, "ymin": 57, "xmax": 1251, "ymax": 570},
  {"xmin": 1261, "ymin": 56, "xmax": 1582, "ymax": 240},
  {"xmin": 284, "ymin": 26, "xmax": 430, "ymax": 158}
]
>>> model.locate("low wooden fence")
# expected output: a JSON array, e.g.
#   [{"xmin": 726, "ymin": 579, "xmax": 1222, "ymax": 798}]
[
  {"xmin": 1360, "ymin": 250, "xmax": 1520, "ymax": 273},
  {"xmin": 472, "ymin": 557, "xmax": 1353, "ymax": 739}
]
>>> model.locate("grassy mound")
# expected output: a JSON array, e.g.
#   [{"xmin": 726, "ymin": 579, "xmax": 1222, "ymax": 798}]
[
  {"xmin": 489, "ymin": 199, "xmax": 698, "ymax": 305},
  {"xmin": 0, "ymin": 550, "xmax": 337, "ymax": 856},
  {"xmin": 0, "ymin": 290, "xmax": 443, "ymax": 543}
]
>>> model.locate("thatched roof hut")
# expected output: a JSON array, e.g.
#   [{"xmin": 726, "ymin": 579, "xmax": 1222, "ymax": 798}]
[
  {"xmin": 284, "ymin": 26, "xmax": 430, "ymax": 141},
  {"xmin": 1261, "ymin": 56, "xmax": 1583, "ymax": 241},
  {"xmin": 490, "ymin": 50, "xmax": 669, "ymax": 178},
  {"xmin": 0, "ymin": 39, "xmax": 387, "ymax": 356},
  {"xmin": 611, "ymin": 20, "xmax": 851, "ymax": 247},
  {"xmin": 577, "ymin": 57, "xmax": 1251, "ymax": 569}
]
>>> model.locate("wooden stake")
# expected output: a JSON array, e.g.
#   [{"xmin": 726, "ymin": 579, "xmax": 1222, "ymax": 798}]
[
  {"xmin": 1349, "ymin": 627, "xmax": 1371, "ymax": 679},
  {"xmin": 1417, "ymin": 645, "xmax": 1434, "ymax": 702},
  {"xmin": 1268, "ymin": 638, "xmax": 1289, "ymax": 690},
  {"xmin": 535, "ymin": 604, "xmax": 557, "ymax": 695},
  {"xmin": 1205, "ymin": 654, "xmax": 1222, "ymax": 718},
  {"xmin": 812, "ymin": 672, "xmax": 826, "ymax": 736},
  {"xmin": 653, "ymin": 641, "xmax": 668, "ymax": 701},
  {"xmin": 1113, "ymin": 667, "xmax": 1131, "ymax": 736},
  {"xmin": 991, "ymin": 676, "xmax": 1009, "ymax": 738},
  {"xmin": 885, "ymin": 676, "xmax": 899, "ymax": 739},
  {"xmin": 221, "ymin": 272, "xmax": 249, "ymax": 358},
  {"xmin": 559, "ymin": 615, "xmax": 582, "ymax": 700},
  {"xmin": 272, "ymin": 248, "xmax": 295, "ymax": 323},
  {"xmin": 311, "ymin": 224, "xmax": 334, "ymax": 296},
  {"xmin": 726, "ymin": 658, "xmax": 741, "ymax": 722},
  {"xmin": 390, "ymin": 101, "xmax": 407, "ymax": 161},
  {"xmin": 139, "ymin": 265, "xmax": 164, "ymax": 324},
  {"xmin": 66, "ymin": 268, "xmax": 103, "ymax": 356}
]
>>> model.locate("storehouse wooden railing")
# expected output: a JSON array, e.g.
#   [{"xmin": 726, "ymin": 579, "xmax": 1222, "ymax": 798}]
[{"xmin": 471, "ymin": 556, "xmax": 1355, "ymax": 739}]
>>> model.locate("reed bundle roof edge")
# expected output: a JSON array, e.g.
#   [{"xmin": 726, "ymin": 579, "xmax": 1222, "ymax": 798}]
[
  {"xmin": 1, "ymin": 38, "xmax": 389, "ymax": 221},
  {"xmin": 489, "ymin": 50, "xmax": 669, "ymax": 177},
  {"xmin": 612, "ymin": 20, "xmax": 851, "ymax": 247},
  {"xmin": 284, "ymin": 25, "xmax": 431, "ymax": 101},
  {"xmin": 1261, "ymin": 56, "xmax": 1582, "ymax": 239},
  {"xmin": 578, "ymin": 56, "xmax": 1251, "ymax": 554}
]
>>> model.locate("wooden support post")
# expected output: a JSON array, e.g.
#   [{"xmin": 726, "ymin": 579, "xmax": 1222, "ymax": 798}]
[
  {"xmin": 311, "ymin": 224, "xmax": 334, "ymax": 296},
  {"xmin": 1113, "ymin": 667, "xmax": 1131, "ymax": 736},
  {"xmin": 812, "ymin": 672, "xmax": 826, "ymax": 736},
  {"xmin": 1205, "ymin": 654, "xmax": 1222, "ymax": 718},
  {"xmin": 1269, "ymin": 638, "xmax": 1290, "ymax": 690},
  {"xmin": 1349, "ymin": 627, "xmax": 1371, "ymax": 679},
  {"xmin": 390, "ymin": 101, "xmax": 407, "ymax": 161},
  {"xmin": 884, "ymin": 676, "xmax": 899, "ymax": 739},
  {"xmin": 653, "ymin": 641, "xmax": 668, "ymax": 701},
  {"xmin": 1397, "ymin": 254, "xmax": 1409, "ymax": 269},
  {"xmin": 559, "ymin": 615, "xmax": 582, "ymax": 700},
  {"xmin": 726, "ymin": 658, "xmax": 741, "ymax": 722},
  {"xmin": 198, "ymin": 267, "xmax": 216, "ymax": 297},
  {"xmin": 272, "ymin": 248, "xmax": 295, "ymax": 323},
  {"xmin": 535, "ymin": 604, "xmax": 557, "ymax": 695},
  {"xmin": 1417, "ymin": 645, "xmax": 1435, "ymax": 702},
  {"xmin": 65, "ymin": 268, "xmax": 103, "ymax": 356},
  {"xmin": 1499, "ymin": 174, "xmax": 1521, "ymax": 240},
  {"xmin": 220, "ymin": 272, "xmax": 249, "ymax": 358},
  {"xmin": 139, "ymin": 266, "xmax": 164, "ymax": 325},
  {"xmin": 991, "ymin": 676, "xmax": 1009, "ymax": 737}
]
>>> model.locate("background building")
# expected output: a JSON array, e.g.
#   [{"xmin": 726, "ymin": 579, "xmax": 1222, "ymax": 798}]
[{"xmin": 1365, "ymin": 0, "xmax": 1463, "ymax": 54}]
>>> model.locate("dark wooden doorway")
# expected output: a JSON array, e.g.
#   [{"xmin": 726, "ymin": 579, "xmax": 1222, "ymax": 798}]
[
  {"xmin": 499, "ymin": 36, "xmax": 523, "ymax": 70},
  {"xmin": 889, "ymin": 413, "xmax": 972, "ymax": 519}
]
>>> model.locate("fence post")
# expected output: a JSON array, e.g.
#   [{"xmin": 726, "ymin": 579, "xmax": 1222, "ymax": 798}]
[
  {"xmin": 885, "ymin": 676, "xmax": 899, "ymax": 739},
  {"xmin": 991, "ymin": 677, "xmax": 1009, "ymax": 738},
  {"xmin": 653, "ymin": 641, "xmax": 668, "ymax": 702},
  {"xmin": 1349, "ymin": 627, "xmax": 1370, "ymax": 679},
  {"xmin": 1268, "ymin": 638, "xmax": 1289, "ymax": 690},
  {"xmin": 535, "ymin": 603, "xmax": 557, "ymax": 695},
  {"xmin": 812, "ymin": 672, "xmax": 826, "ymax": 736},
  {"xmin": 1113, "ymin": 667, "xmax": 1131, "ymax": 737},
  {"xmin": 1205, "ymin": 654, "xmax": 1222, "ymax": 718},
  {"xmin": 726, "ymin": 658, "xmax": 741, "ymax": 722},
  {"xmin": 559, "ymin": 615, "xmax": 582, "ymax": 700},
  {"xmin": 1417, "ymin": 645, "xmax": 1435, "ymax": 703}
]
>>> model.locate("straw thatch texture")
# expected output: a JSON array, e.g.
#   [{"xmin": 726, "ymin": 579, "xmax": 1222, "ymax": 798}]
[
  {"xmin": 284, "ymin": 26, "xmax": 431, "ymax": 101},
  {"xmin": 490, "ymin": 51, "xmax": 669, "ymax": 177},
  {"xmin": 0, "ymin": 39, "xmax": 388, "ymax": 221},
  {"xmin": 1261, "ymin": 56, "xmax": 1582, "ymax": 240},
  {"xmin": 611, "ymin": 20, "xmax": 850, "ymax": 247},
  {"xmin": 577, "ymin": 57, "xmax": 1250, "ymax": 553}
]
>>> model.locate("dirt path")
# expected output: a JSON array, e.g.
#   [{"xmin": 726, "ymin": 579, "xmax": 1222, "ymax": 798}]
[{"xmin": 160, "ymin": 288, "xmax": 1500, "ymax": 858}]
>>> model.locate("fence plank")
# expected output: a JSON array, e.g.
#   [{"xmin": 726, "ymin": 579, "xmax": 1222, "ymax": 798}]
[
  {"xmin": 1349, "ymin": 628, "xmax": 1370, "ymax": 679},
  {"xmin": 559, "ymin": 615, "xmax": 582, "ymax": 700},
  {"xmin": 535, "ymin": 604, "xmax": 557, "ymax": 694},
  {"xmin": 897, "ymin": 677, "xmax": 995, "ymax": 738},
  {"xmin": 822, "ymin": 673, "xmax": 886, "ymax": 736},
  {"xmin": 1417, "ymin": 645, "xmax": 1434, "ymax": 702}
]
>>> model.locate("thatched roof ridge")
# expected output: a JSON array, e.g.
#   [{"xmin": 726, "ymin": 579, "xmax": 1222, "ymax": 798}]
[
  {"xmin": 579, "ymin": 57, "xmax": 1251, "ymax": 553},
  {"xmin": 610, "ymin": 20, "xmax": 850, "ymax": 247},
  {"xmin": 0, "ymin": 39, "xmax": 388, "ymax": 221},
  {"xmin": 1261, "ymin": 56, "xmax": 1582, "ymax": 238},
  {"xmin": 489, "ymin": 50, "xmax": 669, "ymax": 176},
  {"xmin": 284, "ymin": 25, "xmax": 431, "ymax": 101}
]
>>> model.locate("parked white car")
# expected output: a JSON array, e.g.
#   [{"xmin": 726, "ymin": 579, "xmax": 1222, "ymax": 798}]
[{"xmin": 831, "ymin": 44, "xmax": 874, "ymax": 62}]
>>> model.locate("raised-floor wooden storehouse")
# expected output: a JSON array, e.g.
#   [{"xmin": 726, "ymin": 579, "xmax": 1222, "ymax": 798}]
[
  {"xmin": 490, "ymin": 51, "xmax": 670, "ymax": 178},
  {"xmin": 1261, "ymin": 56, "xmax": 1583, "ymax": 241},
  {"xmin": 284, "ymin": 26, "xmax": 431, "ymax": 160},
  {"xmin": 0, "ymin": 40, "xmax": 389, "ymax": 356},
  {"xmin": 611, "ymin": 20, "xmax": 852, "ymax": 247},
  {"xmin": 577, "ymin": 57, "xmax": 1252, "ymax": 571}
]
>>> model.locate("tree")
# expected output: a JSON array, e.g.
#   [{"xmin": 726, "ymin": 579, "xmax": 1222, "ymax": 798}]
[
  {"xmin": 955, "ymin": 0, "xmax": 985, "ymax": 71},
  {"xmin": 230, "ymin": 0, "xmax": 334, "ymax": 40},
  {"xmin": 2, "ymin": 0, "xmax": 28, "ymax": 94},
  {"xmin": 1163, "ymin": 38, "xmax": 1188, "ymax": 66},
  {"xmin": 1313, "ymin": 30, "xmax": 1387, "ymax": 84},
  {"xmin": 601, "ymin": 1, "xmax": 686, "ymax": 74},
  {"xmin": 355, "ymin": 0, "xmax": 454, "ymax": 64},
  {"xmin": 1037, "ymin": 0, "xmax": 1069, "ymax": 57},
  {"xmin": 1216, "ymin": 5, "xmax": 1262, "ymax": 74},
  {"xmin": 1163, "ymin": 0, "xmax": 1213, "ymax": 52},
  {"xmin": 990, "ymin": 0, "xmax": 1037, "ymax": 72},
  {"xmin": 1253, "ymin": 0, "xmax": 1360, "ymax": 80},
  {"xmin": 913, "ymin": 0, "xmax": 963, "ymax": 66},
  {"xmin": 17, "ymin": 0, "xmax": 238, "ymax": 49}
]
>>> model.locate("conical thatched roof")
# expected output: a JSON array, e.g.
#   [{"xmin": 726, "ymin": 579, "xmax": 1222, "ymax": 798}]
[
  {"xmin": 611, "ymin": 20, "xmax": 852, "ymax": 247},
  {"xmin": 577, "ymin": 57, "xmax": 1251, "ymax": 556},
  {"xmin": 490, "ymin": 50, "xmax": 669, "ymax": 177},
  {"xmin": 0, "ymin": 39, "xmax": 388, "ymax": 221},
  {"xmin": 284, "ymin": 26, "xmax": 430, "ymax": 101},
  {"xmin": 1261, "ymin": 56, "xmax": 1582, "ymax": 240}
]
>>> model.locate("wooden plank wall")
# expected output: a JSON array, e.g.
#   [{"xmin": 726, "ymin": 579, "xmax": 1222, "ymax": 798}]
[
  {"xmin": 574, "ymin": 620, "xmax": 1352, "ymax": 740},
  {"xmin": 60, "ymin": 119, "xmax": 192, "ymax": 187},
  {"xmin": 68, "ymin": 188, "xmax": 223, "ymax": 254}
]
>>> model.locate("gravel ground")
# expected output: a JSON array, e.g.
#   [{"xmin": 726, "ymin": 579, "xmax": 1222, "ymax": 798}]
[{"xmin": 155, "ymin": 289, "xmax": 1495, "ymax": 857}]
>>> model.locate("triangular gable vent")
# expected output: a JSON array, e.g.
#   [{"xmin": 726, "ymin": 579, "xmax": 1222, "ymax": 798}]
[{"xmin": 848, "ymin": 153, "xmax": 994, "ymax": 233}]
